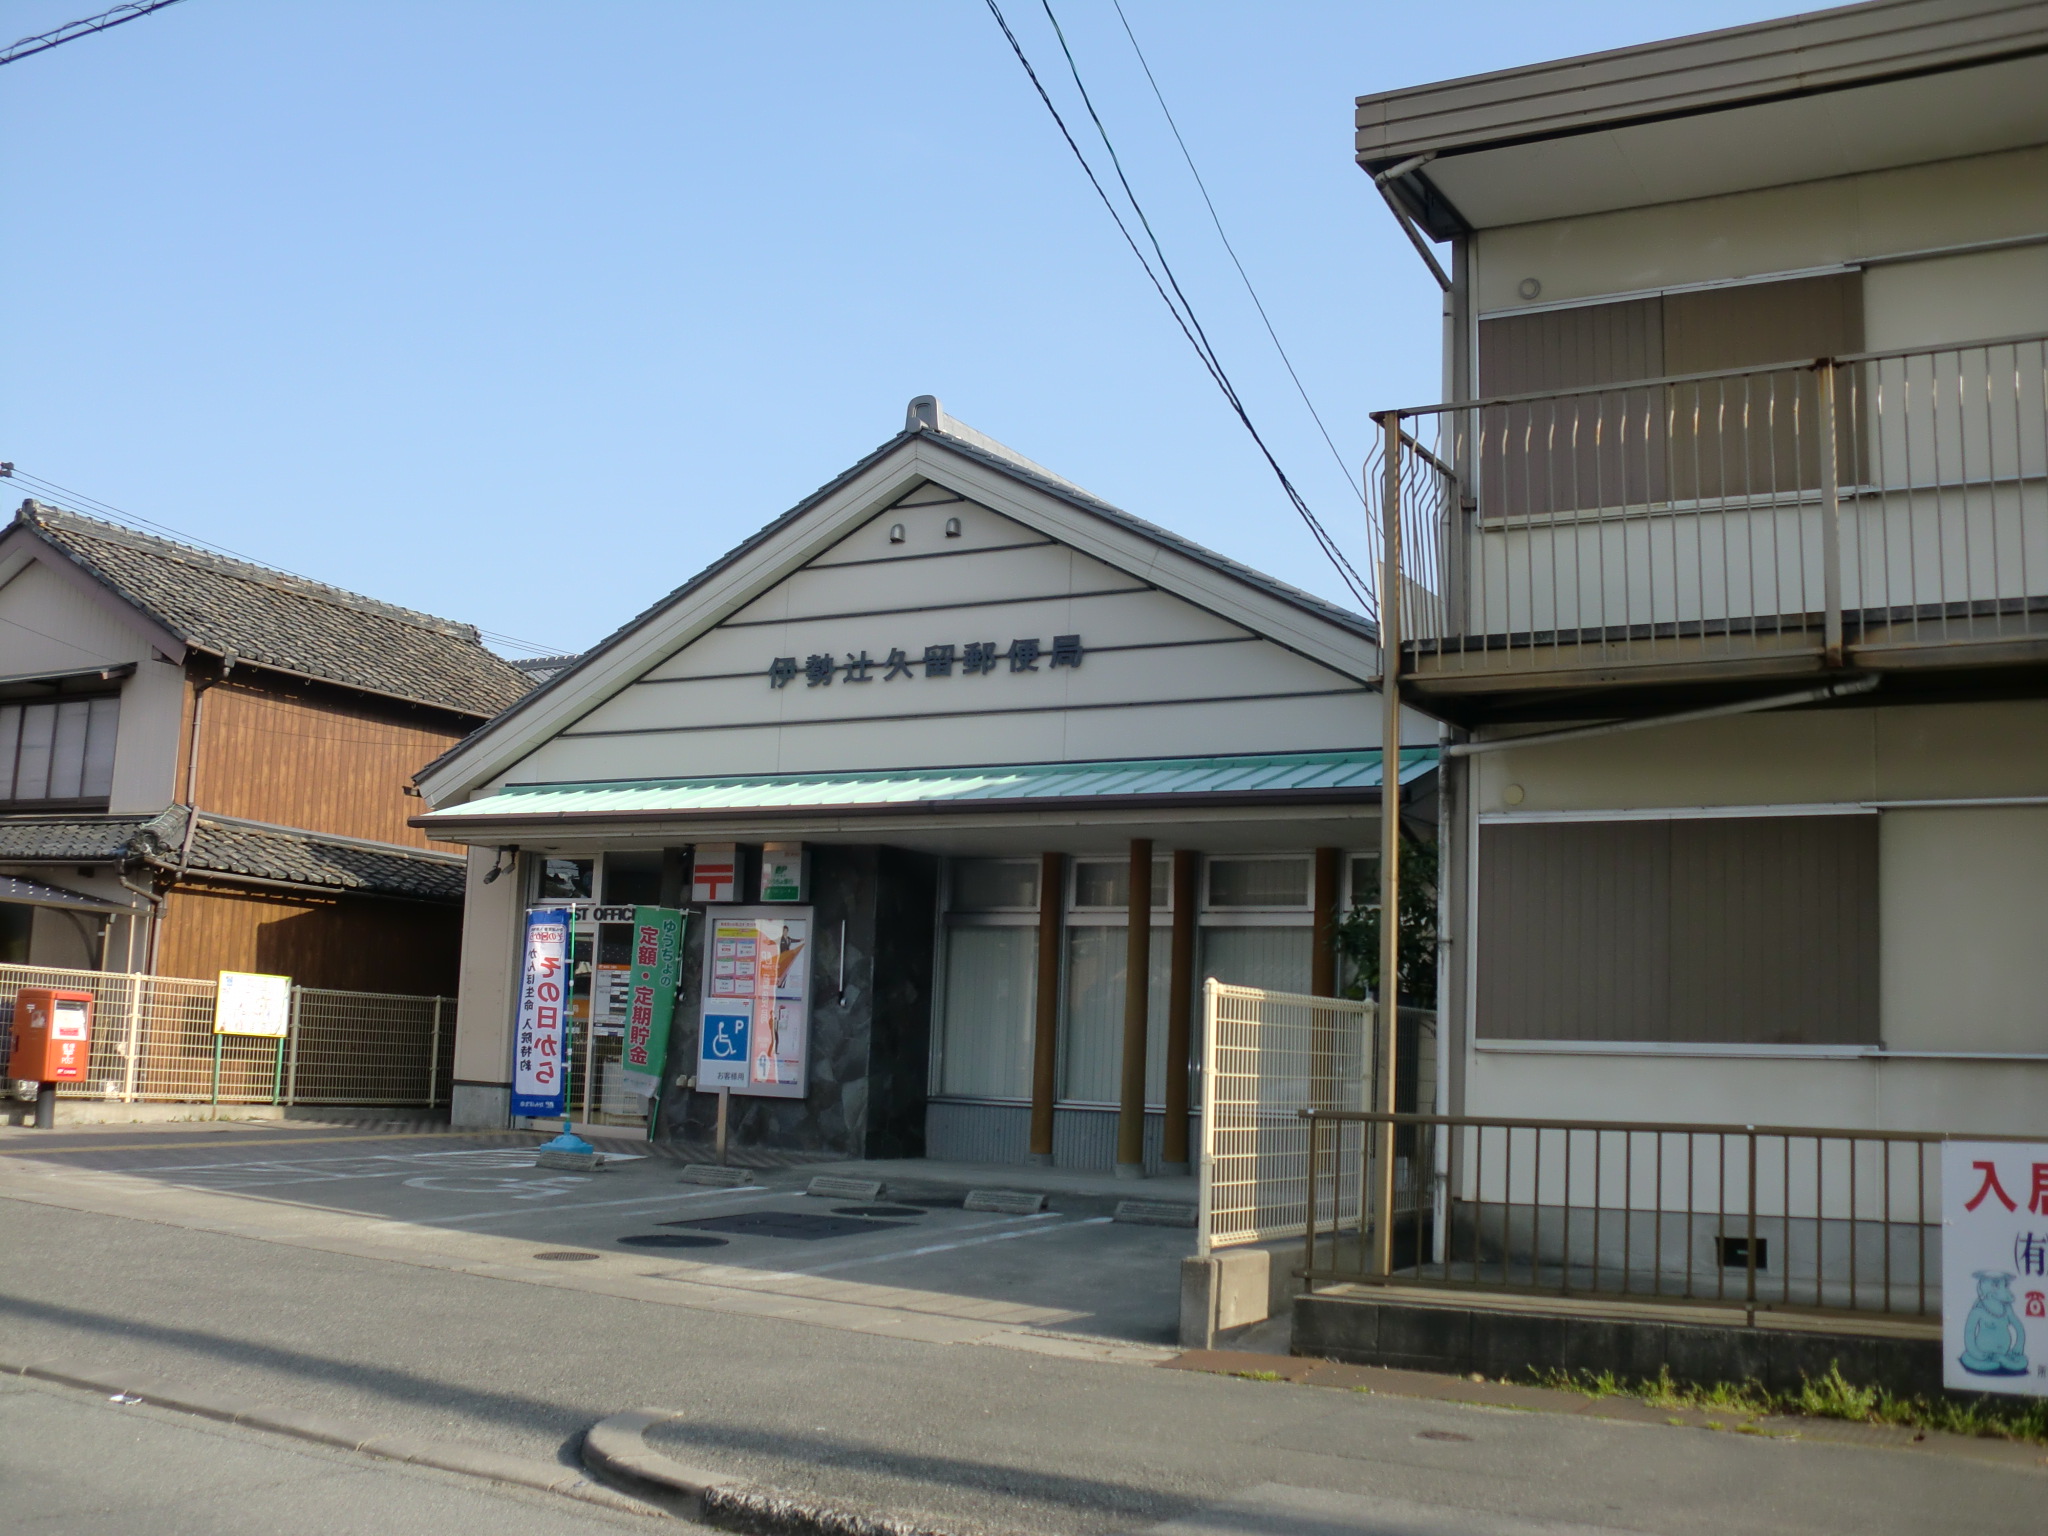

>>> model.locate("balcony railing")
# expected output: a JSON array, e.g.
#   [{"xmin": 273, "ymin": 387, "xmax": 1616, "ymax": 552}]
[{"xmin": 1374, "ymin": 332, "xmax": 2048, "ymax": 690}]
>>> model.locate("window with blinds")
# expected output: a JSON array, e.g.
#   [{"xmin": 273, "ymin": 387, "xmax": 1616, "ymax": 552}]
[
  {"xmin": 1477, "ymin": 273, "xmax": 1865, "ymax": 517},
  {"xmin": 0, "ymin": 697, "xmax": 119, "ymax": 806},
  {"xmin": 1476, "ymin": 814, "xmax": 1878, "ymax": 1045}
]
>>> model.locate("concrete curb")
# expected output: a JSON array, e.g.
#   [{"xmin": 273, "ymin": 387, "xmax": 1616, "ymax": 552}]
[
  {"xmin": 0, "ymin": 1357, "xmax": 659, "ymax": 1515},
  {"xmin": 583, "ymin": 1408, "xmax": 968, "ymax": 1535}
]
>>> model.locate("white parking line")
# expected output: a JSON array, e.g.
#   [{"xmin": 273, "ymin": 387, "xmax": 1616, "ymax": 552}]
[
  {"xmin": 393, "ymin": 1184, "xmax": 785, "ymax": 1227},
  {"xmin": 783, "ymin": 1215, "xmax": 1113, "ymax": 1276}
]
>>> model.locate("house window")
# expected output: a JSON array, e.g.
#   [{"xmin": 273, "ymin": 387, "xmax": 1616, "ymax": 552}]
[
  {"xmin": 1475, "ymin": 813, "xmax": 1878, "ymax": 1045},
  {"xmin": 935, "ymin": 860, "xmax": 1039, "ymax": 1100},
  {"xmin": 1201, "ymin": 854, "xmax": 1313, "ymax": 997},
  {"xmin": 599, "ymin": 851, "xmax": 663, "ymax": 906},
  {"xmin": 1476, "ymin": 272, "xmax": 1865, "ymax": 517},
  {"xmin": 0, "ymin": 697, "xmax": 119, "ymax": 806},
  {"xmin": 536, "ymin": 858, "xmax": 593, "ymax": 901}
]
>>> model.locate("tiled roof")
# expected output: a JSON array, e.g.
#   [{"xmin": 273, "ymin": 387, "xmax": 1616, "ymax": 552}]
[
  {"xmin": 0, "ymin": 807, "xmax": 463, "ymax": 902},
  {"xmin": 511, "ymin": 654, "xmax": 580, "ymax": 685},
  {"xmin": 14, "ymin": 502, "xmax": 533, "ymax": 718}
]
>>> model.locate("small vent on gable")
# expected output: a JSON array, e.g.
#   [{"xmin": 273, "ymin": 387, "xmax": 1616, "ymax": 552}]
[{"xmin": 945, "ymin": 516, "xmax": 962, "ymax": 538}]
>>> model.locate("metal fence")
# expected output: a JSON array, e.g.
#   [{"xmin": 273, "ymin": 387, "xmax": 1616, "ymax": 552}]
[
  {"xmin": 0, "ymin": 962, "xmax": 453, "ymax": 1107},
  {"xmin": 1298, "ymin": 1111, "xmax": 2028, "ymax": 1322},
  {"xmin": 1374, "ymin": 331, "xmax": 2048, "ymax": 682},
  {"xmin": 1196, "ymin": 979, "xmax": 1436, "ymax": 1255}
]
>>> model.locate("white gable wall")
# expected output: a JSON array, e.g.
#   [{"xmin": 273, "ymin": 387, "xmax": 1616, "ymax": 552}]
[
  {"xmin": 0, "ymin": 551, "xmax": 186, "ymax": 812},
  {"xmin": 496, "ymin": 492, "xmax": 1393, "ymax": 787}
]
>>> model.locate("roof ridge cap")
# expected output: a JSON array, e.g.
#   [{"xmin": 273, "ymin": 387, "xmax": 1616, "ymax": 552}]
[{"xmin": 23, "ymin": 502, "xmax": 484, "ymax": 642}]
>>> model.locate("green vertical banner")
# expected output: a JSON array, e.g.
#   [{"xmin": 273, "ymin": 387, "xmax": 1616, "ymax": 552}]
[{"xmin": 619, "ymin": 906, "xmax": 685, "ymax": 1105}]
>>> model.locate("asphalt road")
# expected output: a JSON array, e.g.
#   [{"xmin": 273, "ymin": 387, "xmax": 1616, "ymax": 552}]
[
  {"xmin": 0, "ymin": 1373, "xmax": 651, "ymax": 1536},
  {"xmin": 0, "ymin": 1124, "xmax": 2042, "ymax": 1535}
]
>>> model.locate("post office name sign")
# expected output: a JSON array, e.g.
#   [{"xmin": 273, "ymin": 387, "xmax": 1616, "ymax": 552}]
[
  {"xmin": 768, "ymin": 635, "xmax": 1082, "ymax": 688},
  {"xmin": 1943, "ymin": 1141, "xmax": 2048, "ymax": 1396}
]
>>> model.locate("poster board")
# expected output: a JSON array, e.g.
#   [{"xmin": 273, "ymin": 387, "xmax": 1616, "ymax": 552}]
[
  {"xmin": 511, "ymin": 907, "xmax": 570, "ymax": 1117},
  {"xmin": 696, "ymin": 906, "xmax": 812, "ymax": 1099},
  {"xmin": 1943, "ymin": 1141, "xmax": 2048, "ymax": 1396},
  {"xmin": 214, "ymin": 971, "xmax": 291, "ymax": 1037}
]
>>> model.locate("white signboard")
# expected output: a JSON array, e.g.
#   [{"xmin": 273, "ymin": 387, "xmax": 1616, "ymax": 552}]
[
  {"xmin": 1942, "ymin": 1141, "xmax": 2048, "ymax": 1396},
  {"xmin": 214, "ymin": 971, "xmax": 291, "ymax": 1037},
  {"xmin": 511, "ymin": 907, "xmax": 571, "ymax": 1118},
  {"xmin": 692, "ymin": 844, "xmax": 738, "ymax": 904},
  {"xmin": 696, "ymin": 906, "xmax": 811, "ymax": 1098}
]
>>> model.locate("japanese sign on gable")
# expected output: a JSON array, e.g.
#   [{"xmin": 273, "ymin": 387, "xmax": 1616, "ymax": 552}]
[
  {"xmin": 768, "ymin": 635, "xmax": 1082, "ymax": 688},
  {"xmin": 696, "ymin": 907, "xmax": 811, "ymax": 1099},
  {"xmin": 617, "ymin": 906, "xmax": 685, "ymax": 1100},
  {"xmin": 512, "ymin": 907, "xmax": 570, "ymax": 1118},
  {"xmin": 1943, "ymin": 1141, "xmax": 2048, "ymax": 1396}
]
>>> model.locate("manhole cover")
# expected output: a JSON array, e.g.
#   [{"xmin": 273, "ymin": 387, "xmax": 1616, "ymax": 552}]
[
  {"xmin": 531, "ymin": 1251, "xmax": 600, "ymax": 1262},
  {"xmin": 833, "ymin": 1205, "xmax": 925, "ymax": 1218},
  {"xmin": 667, "ymin": 1211, "xmax": 914, "ymax": 1242},
  {"xmin": 617, "ymin": 1233, "xmax": 730, "ymax": 1249},
  {"xmin": 1416, "ymin": 1430, "xmax": 1473, "ymax": 1443}
]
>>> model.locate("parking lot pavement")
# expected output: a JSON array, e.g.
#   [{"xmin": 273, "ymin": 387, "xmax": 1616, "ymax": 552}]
[{"xmin": 0, "ymin": 1124, "xmax": 1191, "ymax": 1349}]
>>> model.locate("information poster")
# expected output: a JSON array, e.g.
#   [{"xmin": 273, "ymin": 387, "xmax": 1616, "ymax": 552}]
[
  {"xmin": 619, "ymin": 906, "xmax": 685, "ymax": 1100},
  {"xmin": 214, "ymin": 971, "xmax": 291, "ymax": 1037},
  {"xmin": 512, "ymin": 907, "xmax": 570, "ymax": 1117},
  {"xmin": 1942, "ymin": 1141, "xmax": 2048, "ymax": 1396},
  {"xmin": 696, "ymin": 907, "xmax": 811, "ymax": 1099}
]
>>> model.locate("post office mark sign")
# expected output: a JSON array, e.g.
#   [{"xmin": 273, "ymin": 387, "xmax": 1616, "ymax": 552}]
[{"xmin": 767, "ymin": 635, "xmax": 1083, "ymax": 689}]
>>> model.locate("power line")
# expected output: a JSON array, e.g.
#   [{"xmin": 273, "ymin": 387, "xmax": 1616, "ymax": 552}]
[
  {"xmin": 983, "ymin": 0, "xmax": 1375, "ymax": 619},
  {"xmin": 1, "ymin": 467, "xmax": 569, "ymax": 658},
  {"xmin": 0, "ymin": 0, "xmax": 187, "ymax": 68},
  {"xmin": 1109, "ymin": 0, "xmax": 1363, "ymax": 507}
]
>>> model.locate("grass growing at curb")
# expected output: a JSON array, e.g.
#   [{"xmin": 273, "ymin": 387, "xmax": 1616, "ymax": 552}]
[{"xmin": 1531, "ymin": 1363, "xmax": 2048, "ymax": 1446}]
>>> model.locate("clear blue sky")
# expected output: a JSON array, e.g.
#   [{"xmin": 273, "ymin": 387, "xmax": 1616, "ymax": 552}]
[{"xmin": 3, "ymin": 0, "xmax": 1802, "ymax": 658}]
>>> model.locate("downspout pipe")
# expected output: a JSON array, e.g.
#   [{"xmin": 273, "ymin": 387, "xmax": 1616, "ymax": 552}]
[
  {"xmin": 1443, "ymin": 675, "xmax": 1880, "ymax": 758},
  {"xmin": 1371, "ymin": 154, "xmax": 1450, "ymax": 293}
]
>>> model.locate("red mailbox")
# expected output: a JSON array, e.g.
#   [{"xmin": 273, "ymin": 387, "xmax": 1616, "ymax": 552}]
[{"xmin": 10, "ymin": 987, "xmax": 93, "ymax": 1083}]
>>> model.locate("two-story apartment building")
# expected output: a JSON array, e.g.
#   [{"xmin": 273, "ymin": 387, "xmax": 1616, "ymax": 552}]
[
  {"xmin": 1360, "ymin": 0, "xmax": 2048, "ymax": 1138},
  {"xmin": 0, "ymin": 501, "xmax": 533, "ymax": 993}
]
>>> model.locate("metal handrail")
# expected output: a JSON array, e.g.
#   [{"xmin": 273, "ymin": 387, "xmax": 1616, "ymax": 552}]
[
  {"xmin": 1383, "ymin": 328, "xmax": 2048, "ymax": 421},
  {"xmin": 1298, "ymin": 1109, "xmax": 2002, "ymax": 1321}
]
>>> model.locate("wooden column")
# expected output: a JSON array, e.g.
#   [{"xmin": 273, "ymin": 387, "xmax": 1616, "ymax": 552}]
[
  {"xmin": 1116, "ymin": 839, "xmax": 1153, "ymax": 1178},
  {"xmin": 1160, "ymin": 849, "xmax": 1199, "ymax": 1175},
  {"xmin": 1310, "ymin": 846, "xmax": 1341, "ymax": 1110},
  {"xmin": 1311, "ymin": 847, "xmax": 1341, "ymax": 997},
  {"xmin": 1028, "ymin": 852, "xmax": 1064, "ymax": 1165}
]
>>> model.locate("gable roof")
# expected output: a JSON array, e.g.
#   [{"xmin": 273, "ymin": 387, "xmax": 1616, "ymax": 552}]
[
  {"xmin": 9, "ymin": 501, "xmax": 533, "ymax": 718},
  {"xmin": 416, "ymin": 403, "xmax": 1381, "ymax": 804}
]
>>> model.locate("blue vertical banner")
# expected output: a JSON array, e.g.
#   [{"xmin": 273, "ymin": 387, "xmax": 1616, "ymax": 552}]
[{"xmin": 511, "ymin": 907, "xmax": 570, "ymax": 1117}]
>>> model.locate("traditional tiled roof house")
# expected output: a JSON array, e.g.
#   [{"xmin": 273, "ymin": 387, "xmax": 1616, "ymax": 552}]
[{"xmin": 0, "ymin": 501, "xmax": 533, "ymax": 992}]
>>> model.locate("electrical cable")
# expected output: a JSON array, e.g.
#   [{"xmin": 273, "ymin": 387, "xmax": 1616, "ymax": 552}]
[
  {"xmin": 1109, "ymin": 0, "xmax": 1364, "ymax": 507},
  {"xmin": 0, "ymin": 0, "xmax": 186, "ymax": 68},
  {"xmin": 1035, "ymin": 0, "xmax": 1373, "ymax": 613},
  {"xmin": 983, "ymin": 0, "xmax": 1375, "ymax": 619}
]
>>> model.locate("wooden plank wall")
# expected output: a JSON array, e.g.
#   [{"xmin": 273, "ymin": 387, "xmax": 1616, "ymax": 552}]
[
  {"xmin": 179, "ymin": 676, "xmax": 469, "ymax": 850},
  {"xmin": 158, "ymin": 883, "xmax": 462, "ymax": 995}
]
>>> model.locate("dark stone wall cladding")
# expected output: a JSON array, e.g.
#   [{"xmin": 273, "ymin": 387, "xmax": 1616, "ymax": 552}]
[
  {"xmin": 657, "ymin": 844, "xmax": 937, "ymax": 1160},
  {"xmin": 1293, "ymin": 1295, "xmax": 1945, "ymax": 1398}
]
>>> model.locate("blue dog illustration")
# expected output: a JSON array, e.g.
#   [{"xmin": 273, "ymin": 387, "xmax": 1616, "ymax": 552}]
[{"xmin": 1958, "ymin": 1271, "xmax": 2030, "ymax": 1377}]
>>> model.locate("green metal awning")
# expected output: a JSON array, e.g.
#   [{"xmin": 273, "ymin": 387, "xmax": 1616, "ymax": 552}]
[{"xmin": 419, "ymin": 749, "xmax": 1436, "ymax": 829}]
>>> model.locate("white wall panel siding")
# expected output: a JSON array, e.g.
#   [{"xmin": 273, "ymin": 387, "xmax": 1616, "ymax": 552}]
[
  {"xmin": 1470, "ymin": 1049, "xmax": 2048, "ymax": 1140},
  {"xmin": 1201, "ymin": 927, "xmax": 1314, "ymax": 995},
  {"xmin": 496, "ymin": 488, "xmax": 1374, "ymax": 786},
  {"xmin": 1863, "ymin": 244, "xmax": 2048, "ymax": 352},
  {"xmin": 645, "ymin": 588, "xmax": 1259, "ymax": 685},
  {"xmin": 937, "ymin": 927, "xmax": 1037, "ymax": 1099},
  {"xmin": 1060, "ymin": 926, "xmax": 1172, "ymax": 1104},
  {"xmin": 1476, "ymin": 143, "xmax": 2048, "ymax": 314},
  {"xmin": 1882, "ymin": 807, "xmax": 2048, "ymax": 1055},
  {"xmin": 0, "ymin": 557, "xmax": 150, "ymax": 675}
]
